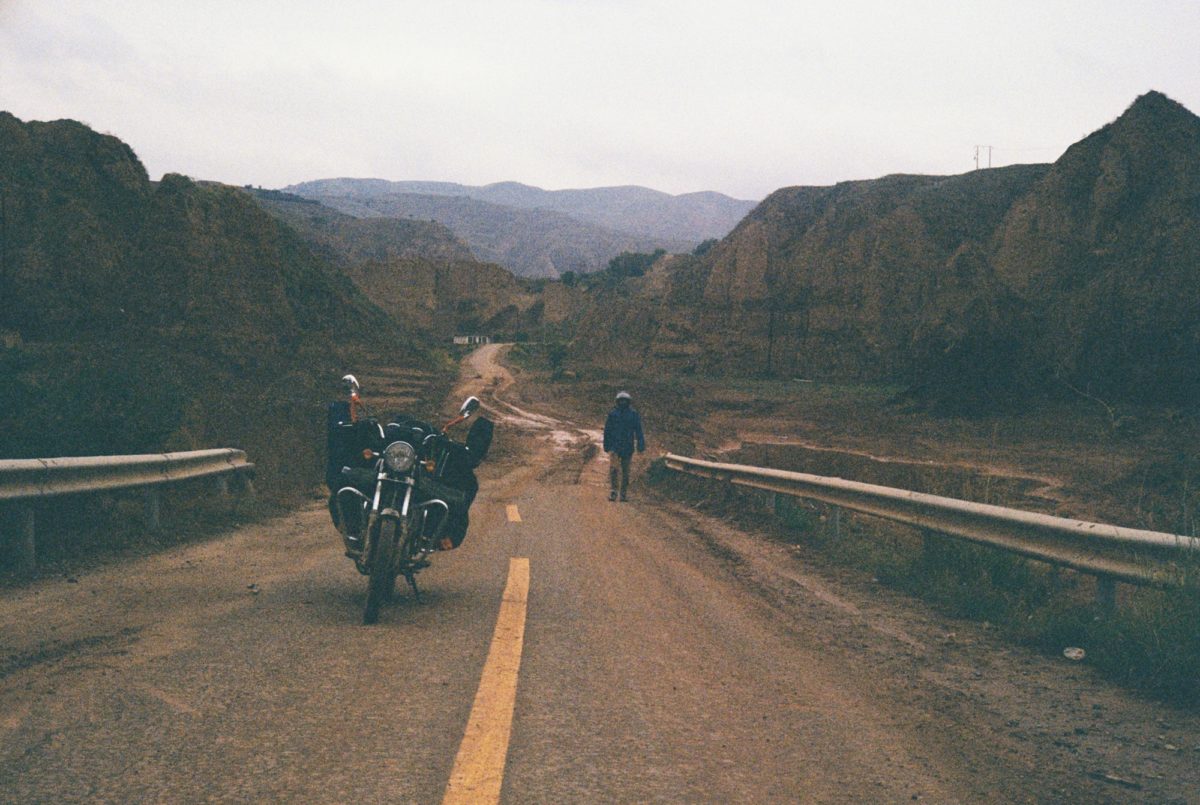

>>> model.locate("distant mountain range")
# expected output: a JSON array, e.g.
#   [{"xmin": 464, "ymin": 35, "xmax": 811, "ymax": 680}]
[
  {"xmin": 246, "ymin": 188, "xmax": 549, "ymax": 338},
  {"xmin": 283, "ymin": 178, "xmax": 756, "ymax": 278},
  {"xmin": 247, "ymin": 187, "xmax": 474, "ymax": 266}
]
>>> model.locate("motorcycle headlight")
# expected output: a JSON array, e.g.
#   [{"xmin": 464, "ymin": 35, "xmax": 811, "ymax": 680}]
[{"xmin": 383, "ymin": 440, "xmax": 417, "ymax": 473}]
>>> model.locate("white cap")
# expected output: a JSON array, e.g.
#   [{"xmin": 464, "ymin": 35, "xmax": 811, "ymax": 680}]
[{"xmin": 615, "ymin": 391, "xmax": 632, "ymax": 402}]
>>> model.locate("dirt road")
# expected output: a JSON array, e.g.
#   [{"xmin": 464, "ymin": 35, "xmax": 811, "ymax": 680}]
[{"xmin": 2, "ymin": 345, "xmax": 1198, "ymax": 803}]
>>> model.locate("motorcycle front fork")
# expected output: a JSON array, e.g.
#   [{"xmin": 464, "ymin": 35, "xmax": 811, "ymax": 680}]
[
  {"xmin": 356, "ymin": 481, "xmax": 412, "ymax": 575},
  {"xmin": 359, "ymin": 482, "xmax": 450, "ymax": 574}
]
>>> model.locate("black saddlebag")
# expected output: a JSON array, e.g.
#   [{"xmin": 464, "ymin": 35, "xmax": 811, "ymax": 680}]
[
  {"xmin": 326, "ymin": 402, "xmax": 380, "ymax": 492},
  {"xmin": 427, "ymin": 440, "xmax": 481, "ymax": 548},
  {"xmin": 466, "ymin": 417, "xmax": 494, "ymax": 465}
]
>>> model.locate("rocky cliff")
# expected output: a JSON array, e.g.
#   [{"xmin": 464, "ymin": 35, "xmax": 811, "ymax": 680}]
[
  {"xmin": 0, "ymin": 113, "xmax": 433, "ymax": 489},
  {"xmin": 571, "ymin": 92, "xmax": 1200, "ymax": 408},
  {"xmin": 989, "ymin": 91, "xmax": 1200, "ymax": 402}
]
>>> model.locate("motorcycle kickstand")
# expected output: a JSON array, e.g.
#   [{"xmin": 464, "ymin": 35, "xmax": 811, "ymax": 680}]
[{"xmin": 405, "ymin": 572, "xmax": 421, "ymax": 602}]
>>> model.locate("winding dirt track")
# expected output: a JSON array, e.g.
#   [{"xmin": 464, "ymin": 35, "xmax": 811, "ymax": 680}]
[{"xmin": 1, "ymin": 344, "xmax": 1198, "ymax": 803}]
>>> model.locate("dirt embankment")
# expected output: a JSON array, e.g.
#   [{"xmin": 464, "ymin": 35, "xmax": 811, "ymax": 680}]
[{"xmin": 512, "ymin": 342, "xmax": 1200, "ymax": 534}]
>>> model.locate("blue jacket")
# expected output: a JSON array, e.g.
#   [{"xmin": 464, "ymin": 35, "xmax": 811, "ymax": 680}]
[{"xmin": 603, "ymin": 406, "xmax": 645, "ymax": 457}]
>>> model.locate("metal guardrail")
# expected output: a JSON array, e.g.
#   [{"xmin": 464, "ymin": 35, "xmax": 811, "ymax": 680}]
[
  {"xmin": 663, "ymin": 453, "xmax": 1200, "ymax": 596},
  {"xmin": 1, "ymin": 449, "xmax": 255, "ymax": 575}
]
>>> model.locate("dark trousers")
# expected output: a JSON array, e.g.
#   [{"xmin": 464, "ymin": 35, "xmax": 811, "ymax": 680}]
[{"xmin": 609, "ymin": 452, "xmax": 632, "ymax": 496}]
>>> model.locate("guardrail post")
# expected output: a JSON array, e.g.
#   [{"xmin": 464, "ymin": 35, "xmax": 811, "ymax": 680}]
[
  {"xmin": 775, "ymin": 493, "xmax": 794, "ymax": 522},
  {"xmin": 213, "ymin": 474, "xmax": 230, "ymax": 499},
  {"xmin": 1095, "ymin": 577, "xmax": 1117, "ymax": 615},
  {"xmin": 143, "ymin": 488, "xmax": 162, "ymax": 533},
  {"xmin": 663, "ymin": 452, "xmax": 1199, "ymax": 593},
  {"xmin": 921, "ymin": 529, "xmax": 950, "ymax": 566},
  {"xmin": 239, "ymin": 473, "xmax": 256, "ymax": 501},
  {"xmin": 16, "ymin": 505, "xmax": 36, "ymax": 576}
]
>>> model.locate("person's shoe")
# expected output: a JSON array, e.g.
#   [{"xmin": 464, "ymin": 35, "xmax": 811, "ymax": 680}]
[
  {"xmin": 620, "ymin": 494, "xmax": 628, "ymax": 502},
  {"xmin": 608, "ymin": 490, "xmax": 618, "ymax": 502}
]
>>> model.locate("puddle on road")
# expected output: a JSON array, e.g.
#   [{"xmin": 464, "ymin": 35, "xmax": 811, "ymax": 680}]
[{"xmin": 490, "ymin": 399, "xmax": 595, "ymax": 454}]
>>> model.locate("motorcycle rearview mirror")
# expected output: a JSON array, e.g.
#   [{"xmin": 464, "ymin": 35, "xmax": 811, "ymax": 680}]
[
  {"xmin": 459, "ymin": 396, "xmax": 481, "ymax": 417},
  {"xmin": 342, "ymin": 374, "xmax": 361, "ymax": 395}
]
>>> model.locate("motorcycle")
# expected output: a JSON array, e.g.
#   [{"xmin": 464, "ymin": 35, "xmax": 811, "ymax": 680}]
[{"xmin": 325, "ymin": 374, "xmax": 493, "ymax": 624}]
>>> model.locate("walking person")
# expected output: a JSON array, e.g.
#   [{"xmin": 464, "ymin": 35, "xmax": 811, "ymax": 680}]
[{"xmin": 603, "ymin": 391, "xmax": 645, "ymax": 501}]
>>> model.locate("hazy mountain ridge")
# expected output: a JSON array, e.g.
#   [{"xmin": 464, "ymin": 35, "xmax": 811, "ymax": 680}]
[
  {"xmin": 567, "ymin": 92, "xmax": 1200, "ymax": 407},
  {"xmin": 284, "ymin": 178, "xmax": 755, "ymax": 277},
  {"xmin": 247, "ymin": 188, "xmax": 476, "ymax": 265},
  {"xmin": 247, "ymin": 189, "xmax": 556, "ymax": 342},
  {"xmin": 283, "ymin": 186, "xmax": 686, "ymax": 278},
  {"xmin": 286, "ymin": 178, "xmax": 755, "ymax": 243}
]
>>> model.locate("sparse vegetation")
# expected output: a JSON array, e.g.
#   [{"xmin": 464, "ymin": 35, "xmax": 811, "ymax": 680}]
[
  {"xmin": 508, "ymin": 340, "xmax": 574, "ymax": 381},
  {"xmin": 576, "ymin": 248, "xmax": 667, "ymax": 290},
  {"xmin": 656, "ymin": 466, "xmax": 1200, "ymax": 705},
  {"xmin": 604, "ymin": 249, "xmax": 665, "ymax": 280}
]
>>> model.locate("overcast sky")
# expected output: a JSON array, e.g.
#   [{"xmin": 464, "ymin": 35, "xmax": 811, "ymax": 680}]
[{"xmin": 2, "ymin": 1, "xmax": 1198, "ymax": 200}]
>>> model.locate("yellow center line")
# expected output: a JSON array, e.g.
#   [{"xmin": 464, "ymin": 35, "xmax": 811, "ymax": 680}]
[
  {"xmin": 506, "ymin": 504, "xmax": 522, "ymax": 523},
  {"xmin": 442, "ymin": 557, "xmax": 530, "ymax": 805}
]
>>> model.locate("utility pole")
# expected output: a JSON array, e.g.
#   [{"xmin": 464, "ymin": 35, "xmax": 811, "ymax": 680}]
[
  {"xmin": 973, "ymin": 145, "xmax": 994, "ymax": 170},
  {"xmin": 766, "ymin": 307, "xmax": 776, "ymax": 376},
  {"xmin": 0, "ymin": 182, "xmax": 8, "ymax": 320},
  {"xmin": 0, "ymin": 181, "xmax": 6, "ymax": 280}
]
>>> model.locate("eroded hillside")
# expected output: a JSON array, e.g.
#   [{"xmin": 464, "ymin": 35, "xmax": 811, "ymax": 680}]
[
  {"xmin": 565, "ymin": 92, "xmax": 1200, "ymax": 408},
  {"xmin": 0, "ymin": 113, "xmax": 441, "ymax": 492}
]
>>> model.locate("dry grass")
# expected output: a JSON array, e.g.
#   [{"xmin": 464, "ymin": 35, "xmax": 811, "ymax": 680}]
[{"xmin": 654, "ymin": 466, "xmax": 1200, "ymax": 706}]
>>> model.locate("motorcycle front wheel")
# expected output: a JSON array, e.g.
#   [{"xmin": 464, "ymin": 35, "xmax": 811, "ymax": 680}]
[{"xmin": 363, "ymin": 517, "xmax": 399, "ymax": 625}]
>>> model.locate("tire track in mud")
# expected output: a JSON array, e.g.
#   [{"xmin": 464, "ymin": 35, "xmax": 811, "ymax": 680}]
[{"xmin": 458, "ymin": 344, "xmax": 601, "ymax": 484}]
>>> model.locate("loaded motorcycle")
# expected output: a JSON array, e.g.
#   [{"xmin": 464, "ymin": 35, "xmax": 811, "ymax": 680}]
[{"xmin": 326, "ymin": 375, "xmax": 493, "ymax": 624}]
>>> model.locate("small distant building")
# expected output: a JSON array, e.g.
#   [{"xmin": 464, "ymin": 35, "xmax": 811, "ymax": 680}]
[{"xmin": 453, "ymin": 334, "xmax": 491, "ymax": 346}]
